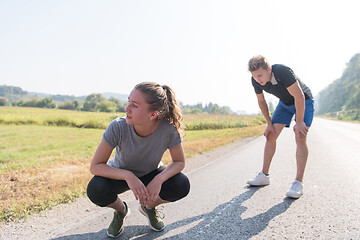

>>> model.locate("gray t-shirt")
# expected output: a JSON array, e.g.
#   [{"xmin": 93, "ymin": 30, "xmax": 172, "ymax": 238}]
[{"xmin": 103, "ymin": 117, "xmax": 182, "ymax": 177}]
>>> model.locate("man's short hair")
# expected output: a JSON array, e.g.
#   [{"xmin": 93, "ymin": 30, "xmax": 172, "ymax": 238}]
[{"xmin": 248, "ymin": 55, "xmax": 270, "ymax": 72}]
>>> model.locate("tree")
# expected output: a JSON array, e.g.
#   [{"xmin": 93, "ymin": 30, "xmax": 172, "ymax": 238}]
[
  {"xmin": 181, "ymin": 102, "xmax": 236, "ymax": 115},
  {"xmin": 96, "ymin": 101, "xmax": 117, "ymax": 112},
  {"xmin": 82, "ymin": 93, "xmax": 106, "ymax": 112},
  {"xmin": 38, "ymin": 98, "xmax": 56, "ymax": 108},
  {"xmin": 109, "ymin": 97, "xmax": 126, "ymax": 112},
  {"xmin": 58, "ymin": 100, "xmax": 80, "ymax": 110},
  {"xmin": 12, "ymin": 97, "xmax": 56, "ymax": 108},
  {"xmin": 0, "ymin": 98, "xmax": 9, "ymax": 106}
]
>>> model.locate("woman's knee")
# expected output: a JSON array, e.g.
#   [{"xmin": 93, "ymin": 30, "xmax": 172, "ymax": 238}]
[
  {"xmin": 87, "ymin": 176, "xmax": 106, "ymax": 196},
  {"xmin": 174, "ymin": 173, "xmax": 190, "ymax": 197},
  {"xmin": 160, "ymin": 173, "xmax": 190, "ymax": 202},
  {"xmin": 87, "ymin": 176, "xmax": 117, "ymax": 207}
]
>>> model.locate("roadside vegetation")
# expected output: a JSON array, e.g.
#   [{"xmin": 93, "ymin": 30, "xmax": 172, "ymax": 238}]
[
  {"xmin": 320, "ymin": 109, "xmax": 360, "ymax": 122},
  {"xmin": 315, "ymin": 53, "xmax": 359, "ymax": 120},
  {"xmin": 0, "ymin": 106, "xmax": 265, "ymax": 223},
  {"xmin": 1, "ymin": 85, "xmax": 239, "ymax": 115}
]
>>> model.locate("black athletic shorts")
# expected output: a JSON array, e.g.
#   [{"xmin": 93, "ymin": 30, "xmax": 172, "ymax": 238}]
[{"xmin": 87, "ymin": 167, "xmax": 190, "ymax": 207}]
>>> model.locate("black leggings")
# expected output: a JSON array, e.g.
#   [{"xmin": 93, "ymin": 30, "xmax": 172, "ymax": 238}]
[{"xmin": 87, "ymin": 167, "xmax": 190, "ymax": 207}]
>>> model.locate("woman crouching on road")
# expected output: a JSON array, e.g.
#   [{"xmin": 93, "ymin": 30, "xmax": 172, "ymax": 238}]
[{"xmin": 87, "ymin": 82, "xmax": 190, "ymax": 238}]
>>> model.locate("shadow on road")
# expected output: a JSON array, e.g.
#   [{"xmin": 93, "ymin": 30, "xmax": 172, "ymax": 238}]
[{"xmin": 52, "ymin": 186, "xmax": 295, "ymax": 240}]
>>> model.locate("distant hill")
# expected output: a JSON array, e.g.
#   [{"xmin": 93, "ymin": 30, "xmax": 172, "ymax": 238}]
[
  {"xmin": 0, "ymin": 85, "xmax": 30, "ymax": 103},
  {"xmin": 28, "ymin": 91, "xmax": 87, "ymax": 103},
  {"xmin": 315, "ymin": 53, "xmax": 360, "ymax": 115},
  {"xmin": 0, "ymin": 86, "xmax": 127, "ymax": 104}
]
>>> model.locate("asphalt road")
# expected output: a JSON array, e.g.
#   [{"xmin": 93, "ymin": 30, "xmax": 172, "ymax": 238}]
[{"xmin": 1, "ymin": 117, "xmax": 359, "ymax": 240}]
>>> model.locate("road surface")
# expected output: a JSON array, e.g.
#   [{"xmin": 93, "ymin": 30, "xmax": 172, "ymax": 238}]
[{"xmin": 1, "ymin": 117, "xmax": 359, "ymax": 239}]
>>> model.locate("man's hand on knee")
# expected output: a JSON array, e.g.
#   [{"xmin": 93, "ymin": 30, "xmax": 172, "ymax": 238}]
[{"xmin": 293, "ymin": 122, "xmax": 308, "ymax": 136}]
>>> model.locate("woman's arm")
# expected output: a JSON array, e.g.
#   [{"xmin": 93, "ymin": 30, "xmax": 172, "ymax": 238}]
[
  {"xmin": 145, "ymin": 143, "xmax": 185, "ymax": 202},
  {"xmin": 90, "ymin": 138, "xmax": 131, "ymax": 180}
]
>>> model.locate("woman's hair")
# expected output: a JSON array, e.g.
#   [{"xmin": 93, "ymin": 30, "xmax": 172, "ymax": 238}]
[
  {"xmin": 134, "ymin": 82, "xmax": 184, "ymax": 134},
  {"xmin": 248, "ymin": 55, "xmax": 270, "ymax": 72}
]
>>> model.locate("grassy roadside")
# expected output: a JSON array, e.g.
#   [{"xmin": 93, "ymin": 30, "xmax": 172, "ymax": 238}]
[
  {"xmin": 319, "ymin": 109, "xmax": 360, "ymax": 123},
  {"xmin": 0, "ymin": 107, "xmax": 266, "ymax": 223},
  {"xmin": 0, "ymin": 107, "xmax": 125, "ymax": 129},
  {"xmin": 0, "ymin": 125, "xmax": 264, "ymax": 223}
]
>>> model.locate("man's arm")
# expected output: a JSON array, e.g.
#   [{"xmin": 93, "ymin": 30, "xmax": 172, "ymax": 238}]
[
  {"xmin": 287, "ymin": 82, "xmax": 308, "ymax": 135},
  {"xmin": 256, "ymin": 93, "xmax": 274, "ymax": 139},
  {"xmin": 256, "ymin": 93, "xmax": 271, "ymax": 124}
]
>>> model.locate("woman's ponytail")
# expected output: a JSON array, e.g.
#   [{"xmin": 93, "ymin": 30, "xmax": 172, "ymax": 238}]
[{"xmin": 162, "ymin": 85, "xmax": 184, "ymax": 135}]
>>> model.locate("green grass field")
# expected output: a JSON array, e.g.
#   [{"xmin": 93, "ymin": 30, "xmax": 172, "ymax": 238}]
[
  {"xmin": 0, "ymin": 106, "xmax": 265, "ymax": 223},
  {"xmin": 0, "ymin": 107, "xmax": 125, "ymax": 129},
  {"xmin": 0, "ymin": 107, "xmax": 265, "ymax": 130},
  {"xmin": 0, "ymin": 124, "xmax": 102, "ymax": 172}
]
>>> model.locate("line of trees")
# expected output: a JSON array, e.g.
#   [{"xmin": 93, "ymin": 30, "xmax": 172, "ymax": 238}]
[
  {"xmin": 12, "ymin": 98, "xmax": 56, "ymax": 108},
  {"xmin": 9, "ymin": 93, "xmax": 127, "ymax": 113},
  {"xmin": 0, "ymin": 85, "xmax": 238, "ymax": 114},
  {"xmin": 182, "ymin": 102, "xmax": 236, "ymax": 115},
  {"xmin": 7, "ymin": 96, "xmax": 237, "ymax": 114},
  {"xmin": 2, "ymin": 94, "xmax": 238, "ymax": 115}
]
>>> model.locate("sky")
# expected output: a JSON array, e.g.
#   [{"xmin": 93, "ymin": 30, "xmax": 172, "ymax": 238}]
[{"xmin": 1, "ymin": 0, "xmax": 359, "ymax": 114}]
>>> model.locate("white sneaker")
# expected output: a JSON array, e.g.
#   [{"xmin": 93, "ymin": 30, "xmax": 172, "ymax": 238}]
[
  {"xmin": 247, "ymin": 172, "xmax": 270, "ymax": 186},
  {"xmin": 286, "ymin": 180, "xmax": 303, "ymax": 198}
]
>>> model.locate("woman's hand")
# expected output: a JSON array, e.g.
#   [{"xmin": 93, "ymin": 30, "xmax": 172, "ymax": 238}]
[
  {"xmin": 144, "ymin": 178, "xmax": 162, "ymax": 207},
  {"xmin": 125, "ymin": 172, "xmax": 148, "ymax": 204}
]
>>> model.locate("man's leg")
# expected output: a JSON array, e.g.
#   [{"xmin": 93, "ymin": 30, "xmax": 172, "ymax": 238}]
[
  {"xmin": 294, "ymin": 99, "xmax": 314, "ymax": 181},
  {"xmin": 294, "ymin": 127, "xmax": 309, "ymax": 182},
  {"xmin": 262, "ymin": 123, "xmax": 286, "ymax": 174},
  {"xmin": 285, "ymin": 128, "xmax": 309, "ymax": 198},
  {"xmin": 286, "ymin": 99, "xmax": 314, "ymax": 198},
  {"xmin": 248, "ymin": 123, "xmax": 286, "ymax": 186}
]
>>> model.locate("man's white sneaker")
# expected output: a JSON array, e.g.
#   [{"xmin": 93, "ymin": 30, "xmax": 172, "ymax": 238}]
[
  {"xmin": 286, "ymin": 180, "xmax": 303, "ymax": 199},
  {"xmin": 247, "ymin": 172, "xmax": 270, "ymax": 186}
]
